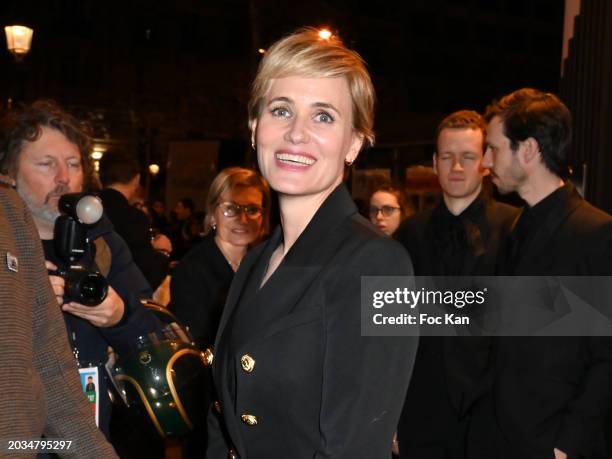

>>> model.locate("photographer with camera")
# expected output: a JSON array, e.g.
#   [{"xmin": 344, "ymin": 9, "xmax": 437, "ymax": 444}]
[{"xmin": 0, "ymin": 100, "xmax": 160, "ymax": 443}]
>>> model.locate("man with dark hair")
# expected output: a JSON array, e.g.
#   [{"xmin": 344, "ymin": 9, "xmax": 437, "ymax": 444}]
[
  {"xmin": 98, "ymin": 150, "xmax": 172, "ymax": 290},
  {"xmin": 0, "ymin": 174, "xmax": 117, "ymax": 457},
  {"xmin": 0, "ymin": 100, "xmax": 159, "ymax": 441},
  {"xmin": 470, "ymin": 88, "xmax": 612, "ymax": 459},
  {"xmin": 395, "ymin": 110, "xmax": 517, "ymax": 458}
]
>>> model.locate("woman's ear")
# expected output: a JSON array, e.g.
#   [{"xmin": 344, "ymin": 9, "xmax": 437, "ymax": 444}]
[{"xmin": 345, "ymin": 132, "xmax": 364, "ymax": 165}]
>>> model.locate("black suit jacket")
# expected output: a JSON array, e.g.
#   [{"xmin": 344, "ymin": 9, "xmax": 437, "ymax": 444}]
[
  {"xmin": 483, "ymin": 183, "xmax": 612, "ymax": 458},
  {"xmin": 99, "ymin": 188, "xmax": 169, "ymax": 290},
  {"xmin": 170, "ymin": 234, "xmax": 234, "ymax": 350},
  {"xmin": 169, "ymin": 234, "xmax": 234, "ymax": 458},
  {"xmin": 397, "ymin": 194, "xmax": 518, "ymax": 277},
  {"xmin": 395, "ymin": 195, "xmax": 517, "ymax": 458},
  {"xmin": 207, "ymin": 184, "xmax": 419, "ymax": 459}
]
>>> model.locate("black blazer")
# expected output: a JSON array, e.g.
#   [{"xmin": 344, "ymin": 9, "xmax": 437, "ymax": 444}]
[
  {"xmin": 395, "ymin": 195, "xmax": 517, "ymax": 458},
  {"xmin": 397, "ymin": 194, "xmax": 518, "ymax": 277},
  {"xmin": 484, "ymin": 184, "xmax": 612, "ymax": 458},
  {"xmin": 170, "ymin": 233, "xmax": 234, "ymax": 350},
  {"xmin": 207, "ymin": 185, "xmax": 418, "ymax": 459},
  {"xmin": 169, "ymin": 235, "xmax": 235, "ymax": 458},
  {"xmin": 99, "ymin": 188, "xmax": 169, "ymax": 290}
]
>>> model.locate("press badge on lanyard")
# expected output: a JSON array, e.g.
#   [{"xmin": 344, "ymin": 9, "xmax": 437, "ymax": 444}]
[{"xmin": 79, "ymin": 366, "xmax": 99, "ymax": 427}]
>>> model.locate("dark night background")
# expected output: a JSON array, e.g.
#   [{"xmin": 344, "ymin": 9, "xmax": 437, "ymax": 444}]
[{"xmin": 0, "ymin": 0, "xmax": 579, "ymax": 204}]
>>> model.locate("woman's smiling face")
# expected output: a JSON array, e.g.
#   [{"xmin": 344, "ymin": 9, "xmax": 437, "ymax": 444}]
[{"xmin": 253, "ymin": 75, "xmax": 362, "ymax": 200}]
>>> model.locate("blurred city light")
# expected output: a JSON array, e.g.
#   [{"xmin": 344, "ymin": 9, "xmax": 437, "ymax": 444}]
[
  {"xmin": 149, "ymin": 164, "xmax": 160, "ymax": 176},
  {"xmin": 318, "ymin": 29, "xmax": 332, "ymax": 40}
]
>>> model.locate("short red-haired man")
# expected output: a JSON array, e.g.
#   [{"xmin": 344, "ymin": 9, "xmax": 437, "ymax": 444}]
[{"xmin": 395, "ymin": 110, "xmax": 517, "ymax": 458}]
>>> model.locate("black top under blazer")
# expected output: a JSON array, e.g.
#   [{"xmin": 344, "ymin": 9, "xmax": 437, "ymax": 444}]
[{"xmin": 207, "ymin": 184, "xmax": 419, "ymax": 459}]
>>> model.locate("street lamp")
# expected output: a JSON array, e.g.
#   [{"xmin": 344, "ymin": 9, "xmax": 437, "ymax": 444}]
[
  {"xmin": 4, "ymin": 25, "xmax": 33, "ymax": 62},
  {"xmin": 91, "ymin": 146, "xmax": 106, "ymax": 172}
]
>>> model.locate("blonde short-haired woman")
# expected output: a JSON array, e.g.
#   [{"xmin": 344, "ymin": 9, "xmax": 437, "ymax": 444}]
[{"xmin": 208, "ymin": 28, "xmax": 417, "ymax": 459}]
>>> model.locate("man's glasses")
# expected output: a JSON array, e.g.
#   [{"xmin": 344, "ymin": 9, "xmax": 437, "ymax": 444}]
[
  {"xmin": 369, "ymin": 206, "xmax": 401, "ymax": 218},
  {"xmin": 218, "ymin": 202, "xmax": 263, "ymax": 219}
]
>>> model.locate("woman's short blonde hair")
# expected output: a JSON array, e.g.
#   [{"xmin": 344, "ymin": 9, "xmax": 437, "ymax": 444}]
[
  {"xmin": 204, "ymin": 167, "xmax": 271, "ymax": 241},
  {"xmin": 248, "ymin": 27, "xmax": 375, "ymax": 148}
]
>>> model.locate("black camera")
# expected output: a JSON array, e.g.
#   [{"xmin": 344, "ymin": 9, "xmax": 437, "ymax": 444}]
[{"xmin": 52, "ymin": 193, "xmax": 108, "ymax": 306}]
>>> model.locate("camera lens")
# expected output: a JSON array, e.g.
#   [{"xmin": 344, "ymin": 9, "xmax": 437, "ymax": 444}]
[
  {"xmin": 64, "ymin": 270, "xmax": 109, "ymax": 306},
  {"xmin": 79, "ymin": 274, "xmax": 108, "ymax": 304}
]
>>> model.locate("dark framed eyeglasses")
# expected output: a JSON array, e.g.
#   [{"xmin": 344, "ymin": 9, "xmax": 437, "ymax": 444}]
[
  {"xmin": 369, "ymin": 205, "xmax": 401, "ymax": 218},
  {"xmin": 218, "ymin": 202, "xmax": 263, "ymax": 219}
]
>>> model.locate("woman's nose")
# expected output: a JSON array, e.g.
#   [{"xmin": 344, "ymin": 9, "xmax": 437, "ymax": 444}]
[{"xmin": 284, "ymin": 115, "xmax": 310, "ymax": 144}]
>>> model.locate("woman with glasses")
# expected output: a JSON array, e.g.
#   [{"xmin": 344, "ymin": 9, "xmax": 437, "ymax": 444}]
[
  {"xmin": 369, "ymin": 183, "xmax": 414, "ymax": 236},
  {"xmin": 207, "ymin": 28, "xmax": 418, "ymax": 459},
  {"xmin": 169, "ymin": 166, "xmax": 270, "ymax": 458}
]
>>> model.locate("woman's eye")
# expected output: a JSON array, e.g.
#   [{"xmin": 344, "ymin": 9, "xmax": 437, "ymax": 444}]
[
  {"xmin": 271, "ymin": 107, "xmax": 291, "ymax": 118},
  {"xmin": 68, "ymin": 162, "xmax": 82, "ymax": 169},
  {"xmin": 314, "ymin": 112, "xmax": 334, "ymax": 123}
]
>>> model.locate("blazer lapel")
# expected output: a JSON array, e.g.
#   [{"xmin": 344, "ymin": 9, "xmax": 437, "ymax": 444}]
[
  {"xmin": 214, "ymin": 232, "xmax": 278, "ymax": 352},
  {"xmin": 228, "ymin": 184, "xmax": 359, "ymax": 351},
  {"xmin": 210, "ymin": 234, "xmax": 276, "ymax": 458}
]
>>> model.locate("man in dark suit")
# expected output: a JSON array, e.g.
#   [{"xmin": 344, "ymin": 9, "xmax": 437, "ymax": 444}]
[
  {"xmin": 395, "ymin": 110, "xmax": 517, "ymax": 458},
  {"xmin": 468, "ymin": 88, "xmax": 612, "ymax": 459},
  {"xmin": 98, "ymin": 150, "xmax": 172, "ymax": 291}
]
